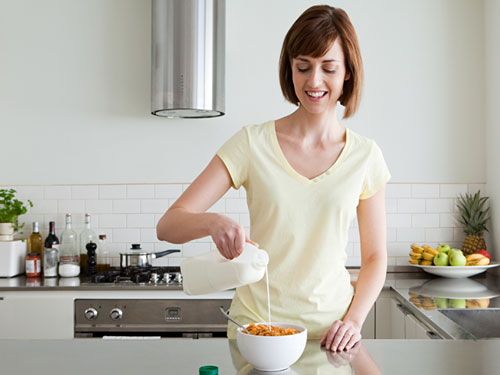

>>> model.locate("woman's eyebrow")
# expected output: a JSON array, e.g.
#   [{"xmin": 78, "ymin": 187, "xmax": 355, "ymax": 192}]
[{"xmin": 296, "ymin": 57, "xmax": 339, "ymax": 63}]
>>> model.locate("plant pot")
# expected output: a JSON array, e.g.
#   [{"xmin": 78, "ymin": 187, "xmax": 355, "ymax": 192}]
[{"xmin": 0, "ymin": 223, "xmax": 14, "ymax": 241}]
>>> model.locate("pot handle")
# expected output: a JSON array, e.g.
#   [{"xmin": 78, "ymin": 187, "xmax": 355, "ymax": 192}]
[{"xmin": 152, "ymin": 249, "xmax": 181, "ymax": 259}]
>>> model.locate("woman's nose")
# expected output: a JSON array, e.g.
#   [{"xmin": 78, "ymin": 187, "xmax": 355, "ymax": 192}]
[{"xmin": 308, "ymin": 67, "xmax": 323, "ymax": 87}]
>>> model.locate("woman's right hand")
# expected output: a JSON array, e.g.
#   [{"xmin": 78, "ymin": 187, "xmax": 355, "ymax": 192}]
[{"xmin": 209, "ymin": 213, "xmax": 258, "ymax": 260}]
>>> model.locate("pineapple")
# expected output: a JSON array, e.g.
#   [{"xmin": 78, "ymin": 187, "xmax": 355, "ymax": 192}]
[{"xmin": 456, "ymin": 190, "xmax": 490, "ymax": 255}]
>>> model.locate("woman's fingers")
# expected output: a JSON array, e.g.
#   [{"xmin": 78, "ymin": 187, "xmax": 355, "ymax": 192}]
[{"xmin": 324, "ymin": 321, "xmax": 341, "ymax": 350}]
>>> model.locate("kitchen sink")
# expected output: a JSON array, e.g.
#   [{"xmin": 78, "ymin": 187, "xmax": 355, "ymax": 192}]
[{"xmin": 440, "ymin": 309, "xmax": 500, "ymax": 339}]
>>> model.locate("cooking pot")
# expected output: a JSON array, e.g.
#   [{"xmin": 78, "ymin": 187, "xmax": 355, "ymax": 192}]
[{"xmin": 120, "ymin": 244, "xmax": 180, "ymax": 268}]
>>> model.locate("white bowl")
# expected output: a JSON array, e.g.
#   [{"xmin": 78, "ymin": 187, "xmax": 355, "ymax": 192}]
[
  {"xmin": 409, "ymin": 262, "xmax": 499, "ymax": 278},
  {"xmin": 236, "ymin": 322, "xmax": 307, "ymax": 372}
]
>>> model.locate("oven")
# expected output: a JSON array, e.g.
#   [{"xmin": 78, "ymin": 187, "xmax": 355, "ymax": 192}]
[{"xmin": 74, "ymin": 298, "xmax": 232, "ymax": 338}]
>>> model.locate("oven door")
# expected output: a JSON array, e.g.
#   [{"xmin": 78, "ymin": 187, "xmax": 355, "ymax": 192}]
[{"xmin": 74, "ymin": 299, "xmax": 232, "ymax": 338}]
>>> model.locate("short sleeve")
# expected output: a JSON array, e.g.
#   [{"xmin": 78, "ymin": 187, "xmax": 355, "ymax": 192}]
[
  {"xmin": 359, "ymin": 141, "xmax": 391, "ymax": 200},
  {"xmin": 216, "ymin": 127, "xmax": 250, "ymax": 189}
]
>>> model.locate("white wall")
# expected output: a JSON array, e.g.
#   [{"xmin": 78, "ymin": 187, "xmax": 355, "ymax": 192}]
[
  {"xmin": 485, "ymin": 0, "xmax": 500, "ymax": 258},
  {"xmin": 0, "ymin": 0, "xmax": 485, "ymax": 185}
]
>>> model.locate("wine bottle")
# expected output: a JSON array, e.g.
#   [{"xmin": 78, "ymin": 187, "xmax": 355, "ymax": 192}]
[
  {"xmin": 29, "ymin": 222, "xmax": 43, "ymax": 255},
  {"xmin": 80, "ymin": 213, "xmax": 97, "ymax": 274},
  {"xmin": 43, "ymin": 221, "xmax": 59, "ymax": 277}
]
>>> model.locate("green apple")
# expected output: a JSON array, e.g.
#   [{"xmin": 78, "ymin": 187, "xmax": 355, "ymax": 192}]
[
  {"xmin": 436, "ymin": 244, "xmax": 451, "ymax": 253},
  {"xmin": 433, "ymin": 252, "xmax": 449, "ymax": 266},
  {"xmin": 449, "ymin": 299, "xmax": 466, "ymax": 309},
  {"xmin": 449, "ymin": 252, "xmax": 467, "ymax": 266},
  {"xmin": 434, "ymin": 297, "xmax": 449, "ymax": 309},
  {"xmin": 449, "ymin": 248, "xmax": 463, "ymax": 258}
]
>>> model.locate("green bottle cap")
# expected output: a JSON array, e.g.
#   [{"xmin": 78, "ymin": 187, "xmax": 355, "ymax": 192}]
[{"xmin": 199, "ymin": 365, "xmax": 218, "ymax": 375}]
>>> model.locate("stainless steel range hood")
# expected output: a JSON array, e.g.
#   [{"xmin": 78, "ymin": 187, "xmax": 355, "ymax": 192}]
[{"xmin": 152, "ymin": 0, "xmax": 225, "ymax": 118}]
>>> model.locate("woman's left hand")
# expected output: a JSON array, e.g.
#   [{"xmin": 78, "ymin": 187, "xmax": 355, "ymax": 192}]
[{"xmin": 320, "ymin": 319, "xmax": 361, "ymax": 352}]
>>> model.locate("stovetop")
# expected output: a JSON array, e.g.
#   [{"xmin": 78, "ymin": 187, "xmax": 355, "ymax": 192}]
[{"xmin": 84, "ymin": 266, "xmax": 183, "ymax": 287}]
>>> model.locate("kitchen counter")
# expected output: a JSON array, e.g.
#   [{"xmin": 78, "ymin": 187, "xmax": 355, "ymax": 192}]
[{"xmin": 0, "ymin": 337, "xmax": 497, "ymax": 375}]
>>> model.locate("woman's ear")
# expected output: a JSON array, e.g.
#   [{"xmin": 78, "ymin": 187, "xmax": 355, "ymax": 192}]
[{"xmin": 344, "ymin": 70, "xmax": 351, "ymax": 81}]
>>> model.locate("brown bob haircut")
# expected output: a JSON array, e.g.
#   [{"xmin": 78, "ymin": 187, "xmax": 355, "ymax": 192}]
[{"xmin": 279, "ymin": 5, "xmax": 363, "ymax": 118}]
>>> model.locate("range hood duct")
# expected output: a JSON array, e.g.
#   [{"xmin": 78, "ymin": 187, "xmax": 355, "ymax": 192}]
[{"xmin": 152, "ymin": 0, "xmax": 225, "ymax": 118}]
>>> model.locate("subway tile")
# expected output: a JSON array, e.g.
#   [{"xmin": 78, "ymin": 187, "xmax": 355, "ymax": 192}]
[
  {"xmin": 71, "ymin": 185, "xmax": 99, "ymax": 200},
  {"xmin": 346, "ymin": 257, "xmax": 361, "ymax": 267},
  {"xmin": 411, "ymin": 184, "xmax": 439, "ymax": 198},
  {"xmin": 99, "ymin": 214, "xmax": 127, "ymax": 228},
  {"xmin": 385, "ymin": 184, "xmax": 411, "ymax": 198},
  {"xmin": 106, "ymin": 242, "xmax": 127, "ymax": 256},
  {"xmin": 387, "ymin": 243, "xmax": 408, "ymax": 257},
  {"xmin": 183, "ymin": 242, "xmax": 212, "ymax": 257},
  {"xmin": 387, "ymin": 256, "xmax": 397, "ymax": 266},
  {"xmin": 167, "ymin": 257, "xmax": 185, "ymax": 267},
  {"xmin": 127, "ymin": 214, "xmax": 155, "ymax": 228},
  {"xmin": 127, "ymin": 185, "xmax": 155, "ymax": 199},
  {"xmin": 45, "ymin": 185, "xmax": 71, "ymax": 200},
  {"xmin": 223, "ymin": 188, "xmax": 240, "ymax": 199},
  {"xmin": 113, "ymin": 200, "xmax": 141, "ymax": 214},
  {"xmin": 468, "ymin": 184, "xmax": 486, "ymax": 194},
  {"xmin": 15, "ymin": 186, "xmax": 44, "ymax": 200},
  {"xmin": 140, "ymin": 228, "xmax": 159, "ymax": 243},
  {"xmin": 387, "ymin": 228, "xmax": 397, "ymax": 242},
  {"xmin": 440, "ymin": 213, "xmax": 458, "ymax": 227},
  {"xmin": 348, "ymin": 227, "xmax": 360, "ymax": 243},
  {"xmin": 141, "ymin": 199, "xmax": 170, "ymax": 213},
  {"xmin": 58, "ymin": 200, "xmax": 85, "ymax": 214},
  {"xmin": 239, "ymin": 189, "xmax": 247, "ymax": 198},
  {"xmin": 30, "ymin": 200, "xmax": 58, "ymax": 214},
  {"xmin": 207, "ymin": 199, "xmax": 226, "ymax": 213},
  {"xmin": 85, "ymin": 200, "xmax": 113, "ymax": 214},
  {"xmin": 239, "ymin": 213, "xmax": 250, "ymax": 227},
  {"xmin": 425, "ymin": 199, "xmax": 455, "ymax": 213},
  {"xmin": 425, "ymin": 228, "xmax": 454, "ymax": 242},
  {"xmin": 225, "ymin": 198, "xmax": 247, "ymax": 213},
  {"xmin": 182, "ymin": 184, "xmax": 191, "ymax": 191},
  {"xmin": 396, "ymin": 228, "xmax": 425, "ymax": 242},
  {"xmin": 113, "ymin": 228, "xmax": 140, "ymax": 243},
  {"xmin": 385, "ymin": 199, "xmax": 398, "ymax": 213},
  {"xmin": 439, "ymin": 184, "xmax": 467, "ymax": 198},
  {"xmin": 99, "ymin": 185, "xmax": 126, "ymax": 199},
  {"xmin": 454, "ymin": 228, "xmax": 465, "ymax": 243},
  {"xmin": 154, "ymin": 241, "xmax": 183, "ymax": 252},
  {"xmin": 397, "ymin": 199, "xmax": 425, "ymax": 213},
  {"xmin": 386, "ymin": 214, "xmax": 412, "ymax": 228},
  {"xmin": 412, "ymin": 214, "xmax": 439, "ymax": 228},
  {"xmin": 155, "ymin": 184, "xmax": 183, "ymax": 199},
  {"xmin": 345, "ymin": 242, "xmax": 354, "ymax": 256}
]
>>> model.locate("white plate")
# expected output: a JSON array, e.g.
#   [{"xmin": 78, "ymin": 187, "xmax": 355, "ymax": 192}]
[
  {"xmin": 409, "ymin": 277, "xmax": 500, "ymax": 299},
  {"xmin": 410, "ymin": 262, "xmax": 500, "ymax": 278}
]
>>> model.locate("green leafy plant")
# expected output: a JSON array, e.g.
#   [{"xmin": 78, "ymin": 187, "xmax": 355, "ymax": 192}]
[{"xmin": 0, "ymin": 189, "xmax": 33, "ymax": 231}]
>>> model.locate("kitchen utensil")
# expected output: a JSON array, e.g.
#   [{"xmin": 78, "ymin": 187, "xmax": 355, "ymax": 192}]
[
  {"xmin": 219, "ymin": 306, "xmax": 249, "ymax": 334},
  {"xmin": 236, "ymin": 322, "xmax": 307, "ymax": 372},
  {"xmin": 120, "ymin": 244, "xmax": 180, "ymax": 268},
  {"xmin": 409, "ymin": 262, "xmax": 500, "ymax": 278}
]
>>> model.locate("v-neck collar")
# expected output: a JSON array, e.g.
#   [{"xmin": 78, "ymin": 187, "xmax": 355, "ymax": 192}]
[{"xmin": 269, "ymin": 120, "xmax": 351, "ymax": 186}]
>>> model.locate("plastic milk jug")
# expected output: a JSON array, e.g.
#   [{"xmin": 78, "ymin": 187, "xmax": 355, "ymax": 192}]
[{"xmin": 181, "ymin": 243, "xmax": 269, "ymax": 295}]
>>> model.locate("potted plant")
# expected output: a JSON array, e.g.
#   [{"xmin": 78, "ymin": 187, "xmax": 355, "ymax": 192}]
[{"xmin": 0, "ymin": 189, "xmax": 33, "ymax": 241}]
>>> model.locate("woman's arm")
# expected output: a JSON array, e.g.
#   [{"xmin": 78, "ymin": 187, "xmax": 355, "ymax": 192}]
[
  {"xmin": 157, "ymin": 155, "xmax": 256, "ymax": 259},
  {"xmin": 321, "ymin": 187, "xmax": 387, "ymax": 351}
]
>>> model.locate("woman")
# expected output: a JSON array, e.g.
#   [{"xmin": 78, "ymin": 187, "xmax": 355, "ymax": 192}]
[{"xmin": 157, "ymin": 5, "xmax": 390, "ymax": 352}]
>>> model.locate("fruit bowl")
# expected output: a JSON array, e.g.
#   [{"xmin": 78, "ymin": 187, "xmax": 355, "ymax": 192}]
[
  {"xmin": 409, "ymin": 277, "xmax": 500, "ymax": 299},
  {"xmin": 409, "ymin": 262, "xmax": 499, "ymax": 278}
]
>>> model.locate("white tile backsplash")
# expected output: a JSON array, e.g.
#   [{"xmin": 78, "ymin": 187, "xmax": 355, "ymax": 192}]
[{"xmin": 10, "ymin": 183, "xmax": 480, "ymax": 267}]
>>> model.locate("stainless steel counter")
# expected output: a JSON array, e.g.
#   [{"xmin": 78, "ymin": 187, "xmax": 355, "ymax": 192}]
[{"xmin": 0, "ymin": 338, "xmax": 497, "ymax": 375}]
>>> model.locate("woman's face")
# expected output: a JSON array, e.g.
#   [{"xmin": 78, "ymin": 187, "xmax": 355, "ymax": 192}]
[{"xmin": 291, "ymin": 38, "xmax": 349, "ymax": 115}]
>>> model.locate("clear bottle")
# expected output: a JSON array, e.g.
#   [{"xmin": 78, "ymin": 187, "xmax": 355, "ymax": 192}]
[
  {"xmin": 97, "ymin": 234, "xmax": 110, "ymax": 273},
  {"xmin": 59, "ymin": 214, "xmax": 80, "ymax": 277},
  {"xmin": 180, "ymin": 243, "xmax": 269, "ymax": 295},
  {"xmin": 79, "ymin": 213, "xmax": 97, "ymax": 274}
]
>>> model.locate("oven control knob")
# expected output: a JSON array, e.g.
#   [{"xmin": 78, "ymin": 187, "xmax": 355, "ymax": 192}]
[
  {"xmin": 84, "ymin": 308, "xmax": 98, "ymax": 321},
  {"xmin": 110, "ymin": 308, "xmax": 123, "ymax": 320}
]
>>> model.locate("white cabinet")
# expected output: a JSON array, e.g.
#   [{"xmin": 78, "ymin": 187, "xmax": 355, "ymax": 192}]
[
  {"xmin": 375, "ymin": 292, "xmax": 405, "ymax": 339},
  {"xmin": 0, "ymin": 291, "xmax": 74, "ymax": 339},
  {"xmin": 360, "ymin": 304, "xmax": 375, "ymax": 339},
  {"xmin": 404, "ymin": 313, "xmax": 433, "ymax": 339}
]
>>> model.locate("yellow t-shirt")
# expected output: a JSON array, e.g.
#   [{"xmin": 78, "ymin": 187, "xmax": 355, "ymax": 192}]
[{"xmin": 216, "ymin": 120, "xmax": 390, "ymax": 339}]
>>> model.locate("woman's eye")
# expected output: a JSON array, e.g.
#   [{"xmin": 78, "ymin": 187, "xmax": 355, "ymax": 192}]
[
  {"xmin": 297, "ymin": 67, "xmax": 309, "ymax": 72},
  {"xmin": 324, "ymin": 69, "xmax": 336, "ymax": 73}
]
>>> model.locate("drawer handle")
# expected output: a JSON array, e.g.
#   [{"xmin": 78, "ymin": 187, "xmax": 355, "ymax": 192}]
[{"xmin": 426, "ymin": 331, "xmax": 442, "ymax": 340}]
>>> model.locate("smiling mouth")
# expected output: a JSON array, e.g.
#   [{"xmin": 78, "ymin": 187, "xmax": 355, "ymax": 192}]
[{"xmin": 305, "ymin": 91, "xmax": 327, "ymax": 98}]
